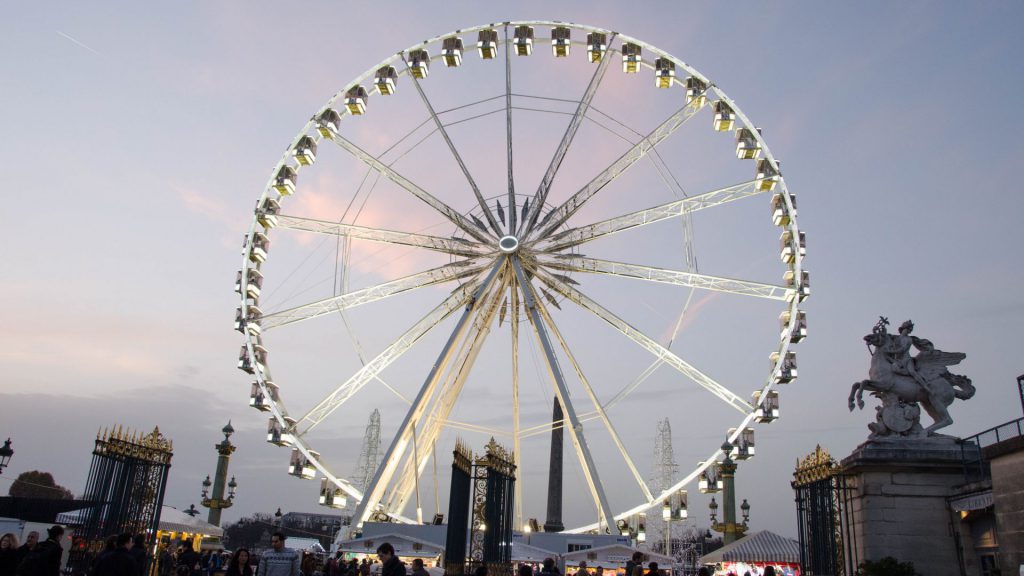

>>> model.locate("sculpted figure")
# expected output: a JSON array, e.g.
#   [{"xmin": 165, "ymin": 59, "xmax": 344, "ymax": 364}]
[
  {"xmin": 883, "ymin": 320, "xmax": 934, "ymax": 395},
  {"xmin": 849, "ymin": 317, "xmax": 975, "ymax": 437}
]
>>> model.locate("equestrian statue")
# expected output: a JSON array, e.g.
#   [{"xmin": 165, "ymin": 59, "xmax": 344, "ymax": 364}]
[{"xmin": 849, "ymin": 317, "xmax": 975, "ymax": 438}]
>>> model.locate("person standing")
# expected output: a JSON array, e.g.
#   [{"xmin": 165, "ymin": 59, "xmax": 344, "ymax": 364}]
[
  {"xmin": 408, "ymin": 559, "xmax": 427, "ymax": 576},
  {"xmin": 94, "ymin": 534, "xmax": 138, "ymax": 576},
  {"xmin": 255, "ymin": 533, "xmax": 299, "ymax": 576},
  {"xmin": 1, "ymin": 533, "xmax": 21, "ymax": 576},
  {"xmin": 375, "ymin": 544, "xmax": 404, "ymax": 576},
  {"xmin": 130, "ymin": 536, "xmax": 147, "ymax": 576},
  {"xmin": 225, "ymin": 549, "xmax": 253, "ymax": 576},
  {"xmin": 576, "ymin": 562, "xmax": 590, "ymax": 576},
  {"xmin": 15, "ymin": 532, "xmax": 37, "ymax": 570},
  {"xmin": 624, "ymin": 553, "xmax": 641, "ymax": 576},
  {"xmin": 177, "ymin": 542, "xmax": 202, "ymax": 576},
  {"xmin": 16, "ymin": 525, "xmax": 64, "ymax": 576},
  {"xmin": 158, "ymin": 546, "xmax": 175, "ymax": 576}
]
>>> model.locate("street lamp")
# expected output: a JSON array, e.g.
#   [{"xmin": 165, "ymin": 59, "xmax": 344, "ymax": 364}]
[
  {"xmin": 708, "ymin": 440, "xmax": 752, "ymax": 545},
  {"xmin": 201, "ymin": 421, "xmax": 238, "ymax": 527},
  {"xmin": 0, "ymin": 439, "xmax": 12, "ymax": 474},
  {"xmin": 275, "ymin": 507, "xmax": 283, "ymax": 526}
]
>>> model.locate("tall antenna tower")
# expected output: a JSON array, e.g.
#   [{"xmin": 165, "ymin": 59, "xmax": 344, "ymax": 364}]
[
  {"xmin": 651, "ymin": 418, "xmax": 679, "ymax": 554},
  {"xmin": 350, "ymin": 409, "xmax": 381, "ymax": 516},
  {"xmin": 653, "ymin": 418, "xmax": 678, "ymax": 493}
]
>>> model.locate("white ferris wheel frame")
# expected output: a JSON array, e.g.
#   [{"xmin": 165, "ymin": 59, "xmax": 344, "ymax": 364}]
[{"xmin": 236, "ymin": 20, "xmax": 807, "ymax": 536}]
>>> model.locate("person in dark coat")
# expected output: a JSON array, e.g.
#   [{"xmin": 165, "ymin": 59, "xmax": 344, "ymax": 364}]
[
  {"xmin": 1, "ymin": 533, "xmax": 22, "ymax": 576},
  {"xmin": 225, "ymin": 549, "xmax": 253, "ymax": 576},
  {"xmin": 94, "ymin": 534, "xmax": 138, "ymax": 576},
  {"xmin": 408, "ymin": 559, "xmax": 428, "ymax": 576},
  {"xmin": 375, "ymin": 543, "xmax": 404, "ymax": 576},
  {"xmin": 15, "ymin": 532, "xmax": 38, "ymax": 571},
  {"xmin": 16, "ymin": 525, "xmax": 64, "ymax": 576},
  {"xmin": 177, "ymin": 541, "xmax": 202, "ymax": 576},
  {"xmin": 130, "ymin": 536, "xmax": 147, "ymax": 576}
]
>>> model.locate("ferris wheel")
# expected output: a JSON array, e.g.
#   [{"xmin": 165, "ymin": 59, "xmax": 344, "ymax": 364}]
[{"xmin": 235, "ymin": 21, "xmax": 807, "ymax": 535}]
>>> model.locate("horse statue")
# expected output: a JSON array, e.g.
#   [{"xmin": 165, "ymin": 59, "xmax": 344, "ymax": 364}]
[{"xmin": 848, "ymin": 318, "xmax": 975, "ymax": 437}]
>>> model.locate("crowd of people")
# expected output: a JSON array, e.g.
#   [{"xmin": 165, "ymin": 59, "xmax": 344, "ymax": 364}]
[
  {"xmin": 3, "ymin": 531, "xmax": 746, "ymax": 576},
  {"xmin": 1, "ymin": 525, "xmax": 65, "ymax": 576}
]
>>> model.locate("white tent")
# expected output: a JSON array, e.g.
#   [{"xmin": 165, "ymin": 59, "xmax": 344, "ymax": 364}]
[
  {"xmin": 511, "ymin": 541, "xmax": 559, "ymax": 563},
  {"xmin": 699, "ymin": 530, "xmax": 799, "ymax": 564},
  {"xmin": 336, "ymin": 532, "xmax": 443, "ymax": 559},
  {"xmin": 55, "ymin": 506, "xmax": 223, "ymax": 538},
  {"xmin": 562, "ymin": 544, "xmax": 672, "ymax": 570}
]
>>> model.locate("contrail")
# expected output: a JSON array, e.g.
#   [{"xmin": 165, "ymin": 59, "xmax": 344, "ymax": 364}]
[{"xmin": 57, "ymin": 31, "xmax": 101, "ymax": 56}]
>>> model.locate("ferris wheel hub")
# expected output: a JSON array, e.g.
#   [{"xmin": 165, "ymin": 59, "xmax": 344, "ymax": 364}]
[{"xmin": 498, "ymin": 235, "xmax": 520, "ymax": 253}]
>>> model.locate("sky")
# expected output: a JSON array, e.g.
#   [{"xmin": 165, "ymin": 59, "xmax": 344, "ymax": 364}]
[{"xmin": 2, "ymin": 1, "xmax": 1024, "ymax": 543}]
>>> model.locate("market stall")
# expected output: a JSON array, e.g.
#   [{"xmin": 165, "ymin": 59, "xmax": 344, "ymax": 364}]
[
  {"xmin": 562, "ymin": 544, "xmax": 672, "ymax": 576},
  {"xmin": 699, "ymin": 531, "xmax": 800, "ymax": 576},
  {"xmin": 336, "ymin": 532, "xmax": 444, "ymax": 566}
]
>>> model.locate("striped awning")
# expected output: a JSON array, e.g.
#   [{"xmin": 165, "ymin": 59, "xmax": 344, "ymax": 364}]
[{"xmin": 700, "ymin": 530, "xmax": 800, "ymax": 564}]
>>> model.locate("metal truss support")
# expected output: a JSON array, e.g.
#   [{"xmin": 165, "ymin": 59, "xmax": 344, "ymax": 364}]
[
  {"xmin": 326, "ymin": 131, "xmax": 494, "ymax": 243},
  {"xmin": 296, "ymin": 276, "xmax": 485, "ymax": 434},
  {"xmin": 262, "ymin": 260, "xmax": 487, "ymax": 331},
  {"xmin": 520, "ymin": 34, "xmax": 615, "ymax": 237},
  {"xmin": 276, "ymin": 214, "xmax": 488, "ymax": 257},
  {"xmin": 534, "ymin": 269, "xmax": 752, "ymax": 413},
  {"xmin": 531, "ymin": 94, "xmax": 706, "ymax": 240},
  {"xmin": 352, "ymin": 259, "xmax": 507, "ymax": 528},
  {"xmin": 404, "ymin": 56, "xmax": 502, "ymax": 236},
  {"xmin": 540, "ymin": 180, "xmax": 761, "ymax": 252},
  {"xmin": 541, "ymin": 255, "xmax": 790, "ymax": 301},
  {"xmin": 512, "ymin": 256, "xmax": 616, "ymax": 533}
]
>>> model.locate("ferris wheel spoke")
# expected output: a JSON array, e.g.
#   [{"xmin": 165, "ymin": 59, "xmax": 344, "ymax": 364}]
[
  {"xmin": 276, "ymin": 214, "xmax": 490, "ymax": 257},
  {"xmin": 528, "ymin": 275, "xmax": 654, "ymax": 503},
  {"xmin": 540, "ymin": 179, "xmax": 760, "ymax": 252},
  {"xmin": 353, "ymin": 259, "xmax": 507, "ymax": 528},
  {"xmin": 533, "ymin": 268, "xmax": 753, "ymax": 413},
  {"xmin": 387, "ymin": 270, "xmax": 511, "ymax": 512},
  {"xmin": 513, "ymin": 257, "xmax": 616, "ymax": 533},
  {"xmin": 261, "ymin": 259, "xmax": 489, "ymax": 331},
  {"xmin": 541, "ymin": 255, "xmax": 789, "ymax": 301},
  {"xmin": 295, "ymin": 273, "xmax": 491, "ymax": 435},
  {"xmin": 504, "ymin": 27, "xmax": 517, "ymax": 234},
  {"xmin": 403, "ymin": 57, "xmax": 503, "ymax": 236},
  {"xmin": 529, "ymin": 94, "xmax": 707, "ymax": 242},
  {"xmin": 510, "ymin": 286, "xmax": 523, "ymax": 530},
  {"xmin": 325, "ymin": 132, "xmax": 494, "ymax": 243},
  {"xmin": 520, "ymin": 34, "xmax": 616, "ymax": 238}
]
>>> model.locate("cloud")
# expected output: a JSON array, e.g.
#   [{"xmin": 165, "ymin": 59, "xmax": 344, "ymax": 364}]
[{"xmin": 177, "ymin": 185, "xmax": 241, "ymax": 230}]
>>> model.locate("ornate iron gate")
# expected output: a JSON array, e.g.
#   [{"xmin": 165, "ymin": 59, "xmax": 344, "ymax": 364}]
[
  {"xmin": 446, "ymin": 439, "xmax": 516, "ymax": 576},
  {"xmin": 71, "ymin": 427, "xmax": 173, "ymax": 575},
  {"xmin": 792, "ymin": 445, "xmax": 851, "ymax": 576},
  {"xmin": 445, "ymin": 440, "xmax": 474, "ymax": 575}
]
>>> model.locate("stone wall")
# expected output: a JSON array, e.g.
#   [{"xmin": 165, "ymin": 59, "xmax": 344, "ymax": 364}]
[
  {"xmin": 984, "ymin": 436, "xmax": 1024, "ymax": 575},
  {"xmin": 841, "ymin": 440, "xmax": 976, "ymax": 576}
]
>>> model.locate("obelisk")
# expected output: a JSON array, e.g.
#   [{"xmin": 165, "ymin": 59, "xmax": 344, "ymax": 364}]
[{"xmin": 544, "ymin": 397, "xmax": 565, "ymax": 532}]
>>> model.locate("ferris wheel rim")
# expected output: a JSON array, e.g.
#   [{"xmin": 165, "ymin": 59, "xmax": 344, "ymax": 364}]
[{"xmin": 236, "ymin": 20, "xmax": 806, "ymax": 534}]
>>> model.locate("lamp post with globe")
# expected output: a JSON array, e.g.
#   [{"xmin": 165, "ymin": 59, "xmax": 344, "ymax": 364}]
[
  {"xmin": 708, "ymin": 440, "xmax": 751, "ymax": 545},
  {"xmin": 201, "ymin": 422, "xmax": 238, "ymax": 527}
]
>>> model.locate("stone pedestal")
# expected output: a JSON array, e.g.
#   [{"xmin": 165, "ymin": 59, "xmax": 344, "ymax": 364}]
[{"xmin": 841, "ymin": 438, "xmax": 979, "ymax": 575}]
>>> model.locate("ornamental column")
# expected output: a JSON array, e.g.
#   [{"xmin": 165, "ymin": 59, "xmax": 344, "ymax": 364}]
[{"xmin": 201, "ymin": 421, "xmax": 238, "ymax": 527}]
